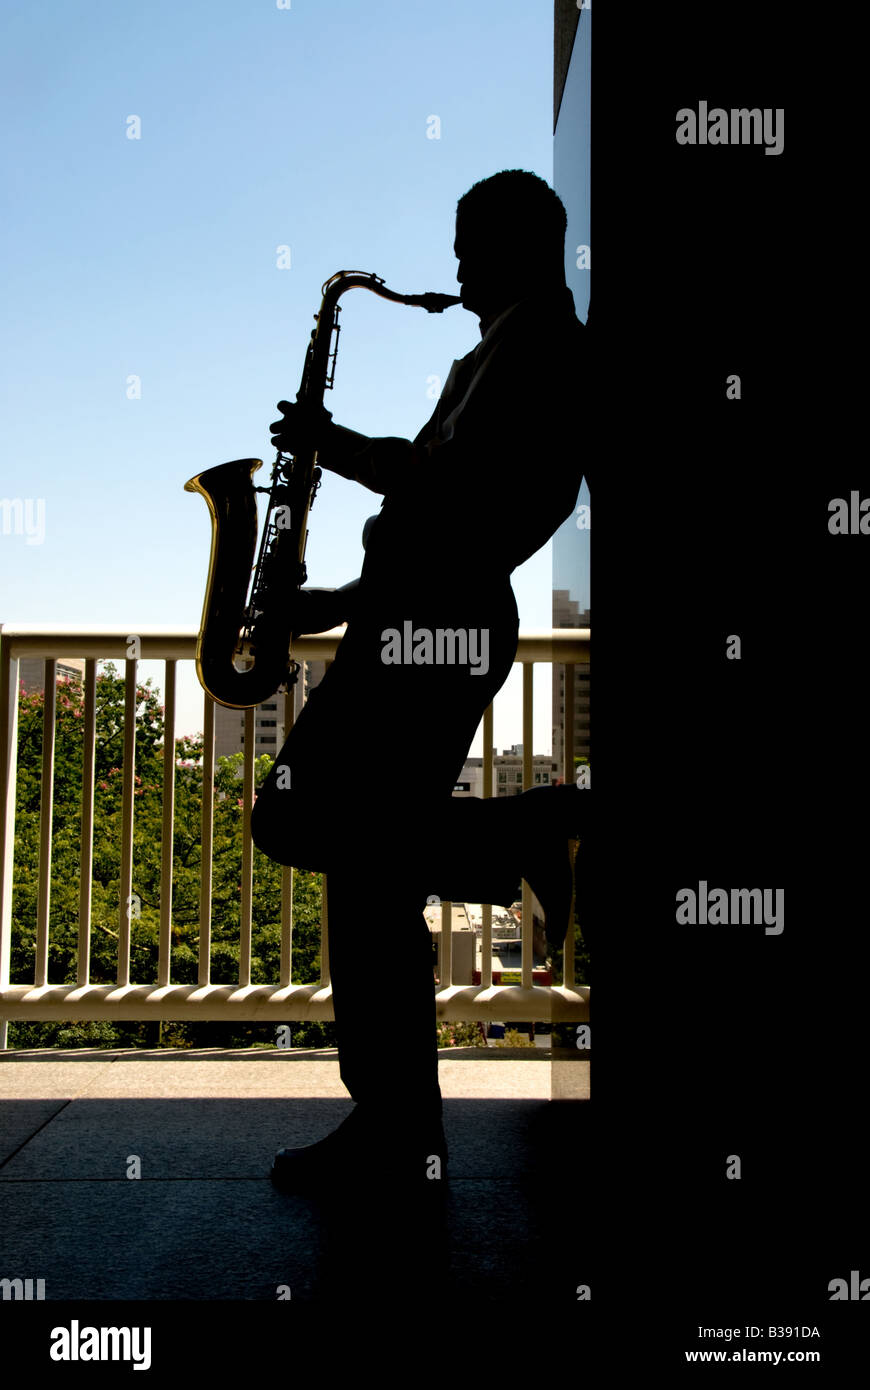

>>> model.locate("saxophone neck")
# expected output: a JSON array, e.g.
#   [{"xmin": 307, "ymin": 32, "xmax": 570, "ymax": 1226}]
[
  {"xmin": 305, "ymin": 270, "xmax": 461, "ymax": 404},
  {"xmin": 319, "ymin": 269, "xmax": 461, "ymax": 313}
]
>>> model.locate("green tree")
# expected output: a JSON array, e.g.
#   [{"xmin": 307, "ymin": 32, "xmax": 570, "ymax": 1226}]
[{"xmin": 8, "ymin": 666, "xmax": 328, "ymax": 1048}]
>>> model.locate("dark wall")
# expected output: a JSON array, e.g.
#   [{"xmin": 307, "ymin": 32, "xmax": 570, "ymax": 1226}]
[{"xmin": 554, "ymin": 0, "xmax": 582, "ymax": 130}]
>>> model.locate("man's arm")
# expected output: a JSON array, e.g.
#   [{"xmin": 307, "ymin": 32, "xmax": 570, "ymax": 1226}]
[
  {"xmin": 317, "ymin": 426, "xmax": 416, "ymax": 495},
  {"xmin": 269, "ymin": 404, "xmax": 415, "ymax": 495},
  {"xmin": 291, "ymin": 578, "xmax": 361, "ymax": 636}
]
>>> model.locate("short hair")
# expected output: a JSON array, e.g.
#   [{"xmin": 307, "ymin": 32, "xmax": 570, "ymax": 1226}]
[{"xmin": 456, "ymin": 170, "xmax": 567, "ymax": 259}]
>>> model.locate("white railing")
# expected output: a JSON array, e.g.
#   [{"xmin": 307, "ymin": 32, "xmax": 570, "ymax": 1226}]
[{"xmin": 0, "ymin": 626, "xmax": 590, "ymax": 1046}]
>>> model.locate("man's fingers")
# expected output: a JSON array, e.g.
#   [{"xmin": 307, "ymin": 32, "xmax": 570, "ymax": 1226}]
[{"xmin": 270, "ymin": 400, "xmax": 332, "ymax": 455}]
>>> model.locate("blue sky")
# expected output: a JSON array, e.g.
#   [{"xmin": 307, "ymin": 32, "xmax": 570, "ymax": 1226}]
[{"xmin": 1, "ymin": 0, "xmax": 578, "ymax": 753}]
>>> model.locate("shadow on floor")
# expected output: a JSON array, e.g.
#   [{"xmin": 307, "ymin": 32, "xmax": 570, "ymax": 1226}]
[{"xmin": 0, "ymin": 1093, "xmax": 591, "ymax": 1306}]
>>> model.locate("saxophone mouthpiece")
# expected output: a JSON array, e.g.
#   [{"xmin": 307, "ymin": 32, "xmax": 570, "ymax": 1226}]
[{"xmin": 418, "ymin": 292, "xmax": 463, "ymax": 313}]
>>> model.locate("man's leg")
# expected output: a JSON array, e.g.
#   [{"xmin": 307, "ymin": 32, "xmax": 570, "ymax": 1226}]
[
  {"xmin": 262, "ymin": 581, "xmax": 584, "ymax": 1186},
  {"xmin": 324, "ymin": 863, "xmax": 442, "ymax": 1115},
  {"xmin": 388, "ymin": 784, "xmax": 587, "ymax": 947},
  {"xmin": 268, "ymin": 823, "xmax": 447, "ymax": 1193}
]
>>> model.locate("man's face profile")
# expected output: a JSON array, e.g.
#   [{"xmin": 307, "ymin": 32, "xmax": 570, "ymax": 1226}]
[
  {"xmin": 454, "ymin": 214, "xmax": 508, "ymax": 319},
  {"xmin": 455, "ymin": 209, "xmax": 545, "ymax": 322}
]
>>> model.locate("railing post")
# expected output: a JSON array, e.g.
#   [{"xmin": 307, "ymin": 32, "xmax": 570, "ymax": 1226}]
[
  {"xmin": 0, "ymin": 627, "xmax": 20, "ymax": 1048},
  {"xmin": 319, "ymin": 661, "xmax": 333, "ymax": 991},
  {"xmin": 522, "ymin": 662, "xmax": 534, "ymax": 990},
  {"xmin": 480, "ymin": 701, "xmax": 494, "ymax": 989},
  {"xmin": 157, "ymin": 660, "xmax": 177, "ymax": 988},
  {"xmin": 441, "ymin": 898, "xmax": 453, "ymax": 987},
  {"xmin": 239, "ymin": 706, "xmax": 255, "ymax": 987},
  {"xmin": 117, "ymin": 658, "xmax": 138, "ymax": 986},
  {"xmin": 563, "ymin": 662, "xmax": 577, "ymax": 986},
  {"xmin": 279, "ymin": 683, "xmax": 297, "ymax": 988},
  {"xmin": 35, "ymin": 660, "xmax": 57, "ymax": 987},
  {"xmin": 320, "ymin": 874, "xmax": 330, "ymax": 986},
  {"xmin": 198, "ymin": 694, "xmax": 215, "ymax": 986},
  {"xmin": 563, "ymin": 662, "xmax": 575, "ymax": 786},
  {"xmin": 76, "ymin": 659, "xmax": 97, "ymax": 986}
]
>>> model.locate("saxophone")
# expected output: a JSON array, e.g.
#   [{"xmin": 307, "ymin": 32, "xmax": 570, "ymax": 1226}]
[{"xmin": 184, "ymin": 270, "xmax": 461, "ymax": 709}]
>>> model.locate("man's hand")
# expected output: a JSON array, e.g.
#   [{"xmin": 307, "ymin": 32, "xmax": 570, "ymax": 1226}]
[
  {"xmin": 270, "ymin": 402, "xmax": 374, "ymax": 483},
  {"xmin": 270, "ymin": 400, "xmax": 334, "ymax": 456}
]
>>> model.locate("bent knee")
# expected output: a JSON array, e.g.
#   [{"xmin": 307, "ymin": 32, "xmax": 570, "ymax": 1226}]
[
  {"xmin": 250, "ymin": 785, "xmax": 297, "ymax": 856},
  {"xmin": 250, "ymin": 793, "xmax": 279, "ymax": 859},
  {"xmin": 250, "ymin": 787, "xmax": 329, "ymax": 871}
]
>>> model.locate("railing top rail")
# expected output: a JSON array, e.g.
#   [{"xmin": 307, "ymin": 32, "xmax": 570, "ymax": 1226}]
[{"xmin": 0, "ymin": 626, "xmax": 589, "ymax": 662}]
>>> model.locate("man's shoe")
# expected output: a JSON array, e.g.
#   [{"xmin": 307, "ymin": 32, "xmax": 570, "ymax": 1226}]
[{"xmin": 270, "ymin": 1104, "xmax": 449, "ymax": 1195}]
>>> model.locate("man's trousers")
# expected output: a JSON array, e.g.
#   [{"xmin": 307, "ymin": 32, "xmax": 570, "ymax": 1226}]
[{"xmin": 251, "ymin": 578, "xmax": 524, "ymax": 1110}]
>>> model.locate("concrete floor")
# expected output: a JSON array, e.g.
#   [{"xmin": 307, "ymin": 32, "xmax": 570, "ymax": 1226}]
[{"xmin": 0, "ymin": 1046, "xmax": 590, "ymax": 1308}]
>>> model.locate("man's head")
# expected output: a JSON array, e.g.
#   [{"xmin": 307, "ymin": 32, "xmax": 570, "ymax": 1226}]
[{"xmin": 455, "ymin": 170, "xmax": 568, "ymax": 324}]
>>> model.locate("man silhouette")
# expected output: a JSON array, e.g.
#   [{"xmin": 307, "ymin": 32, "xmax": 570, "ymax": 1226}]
[{"xmin": 251, "ymin": 169, "xmax": 588, "ymax": 1193}]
